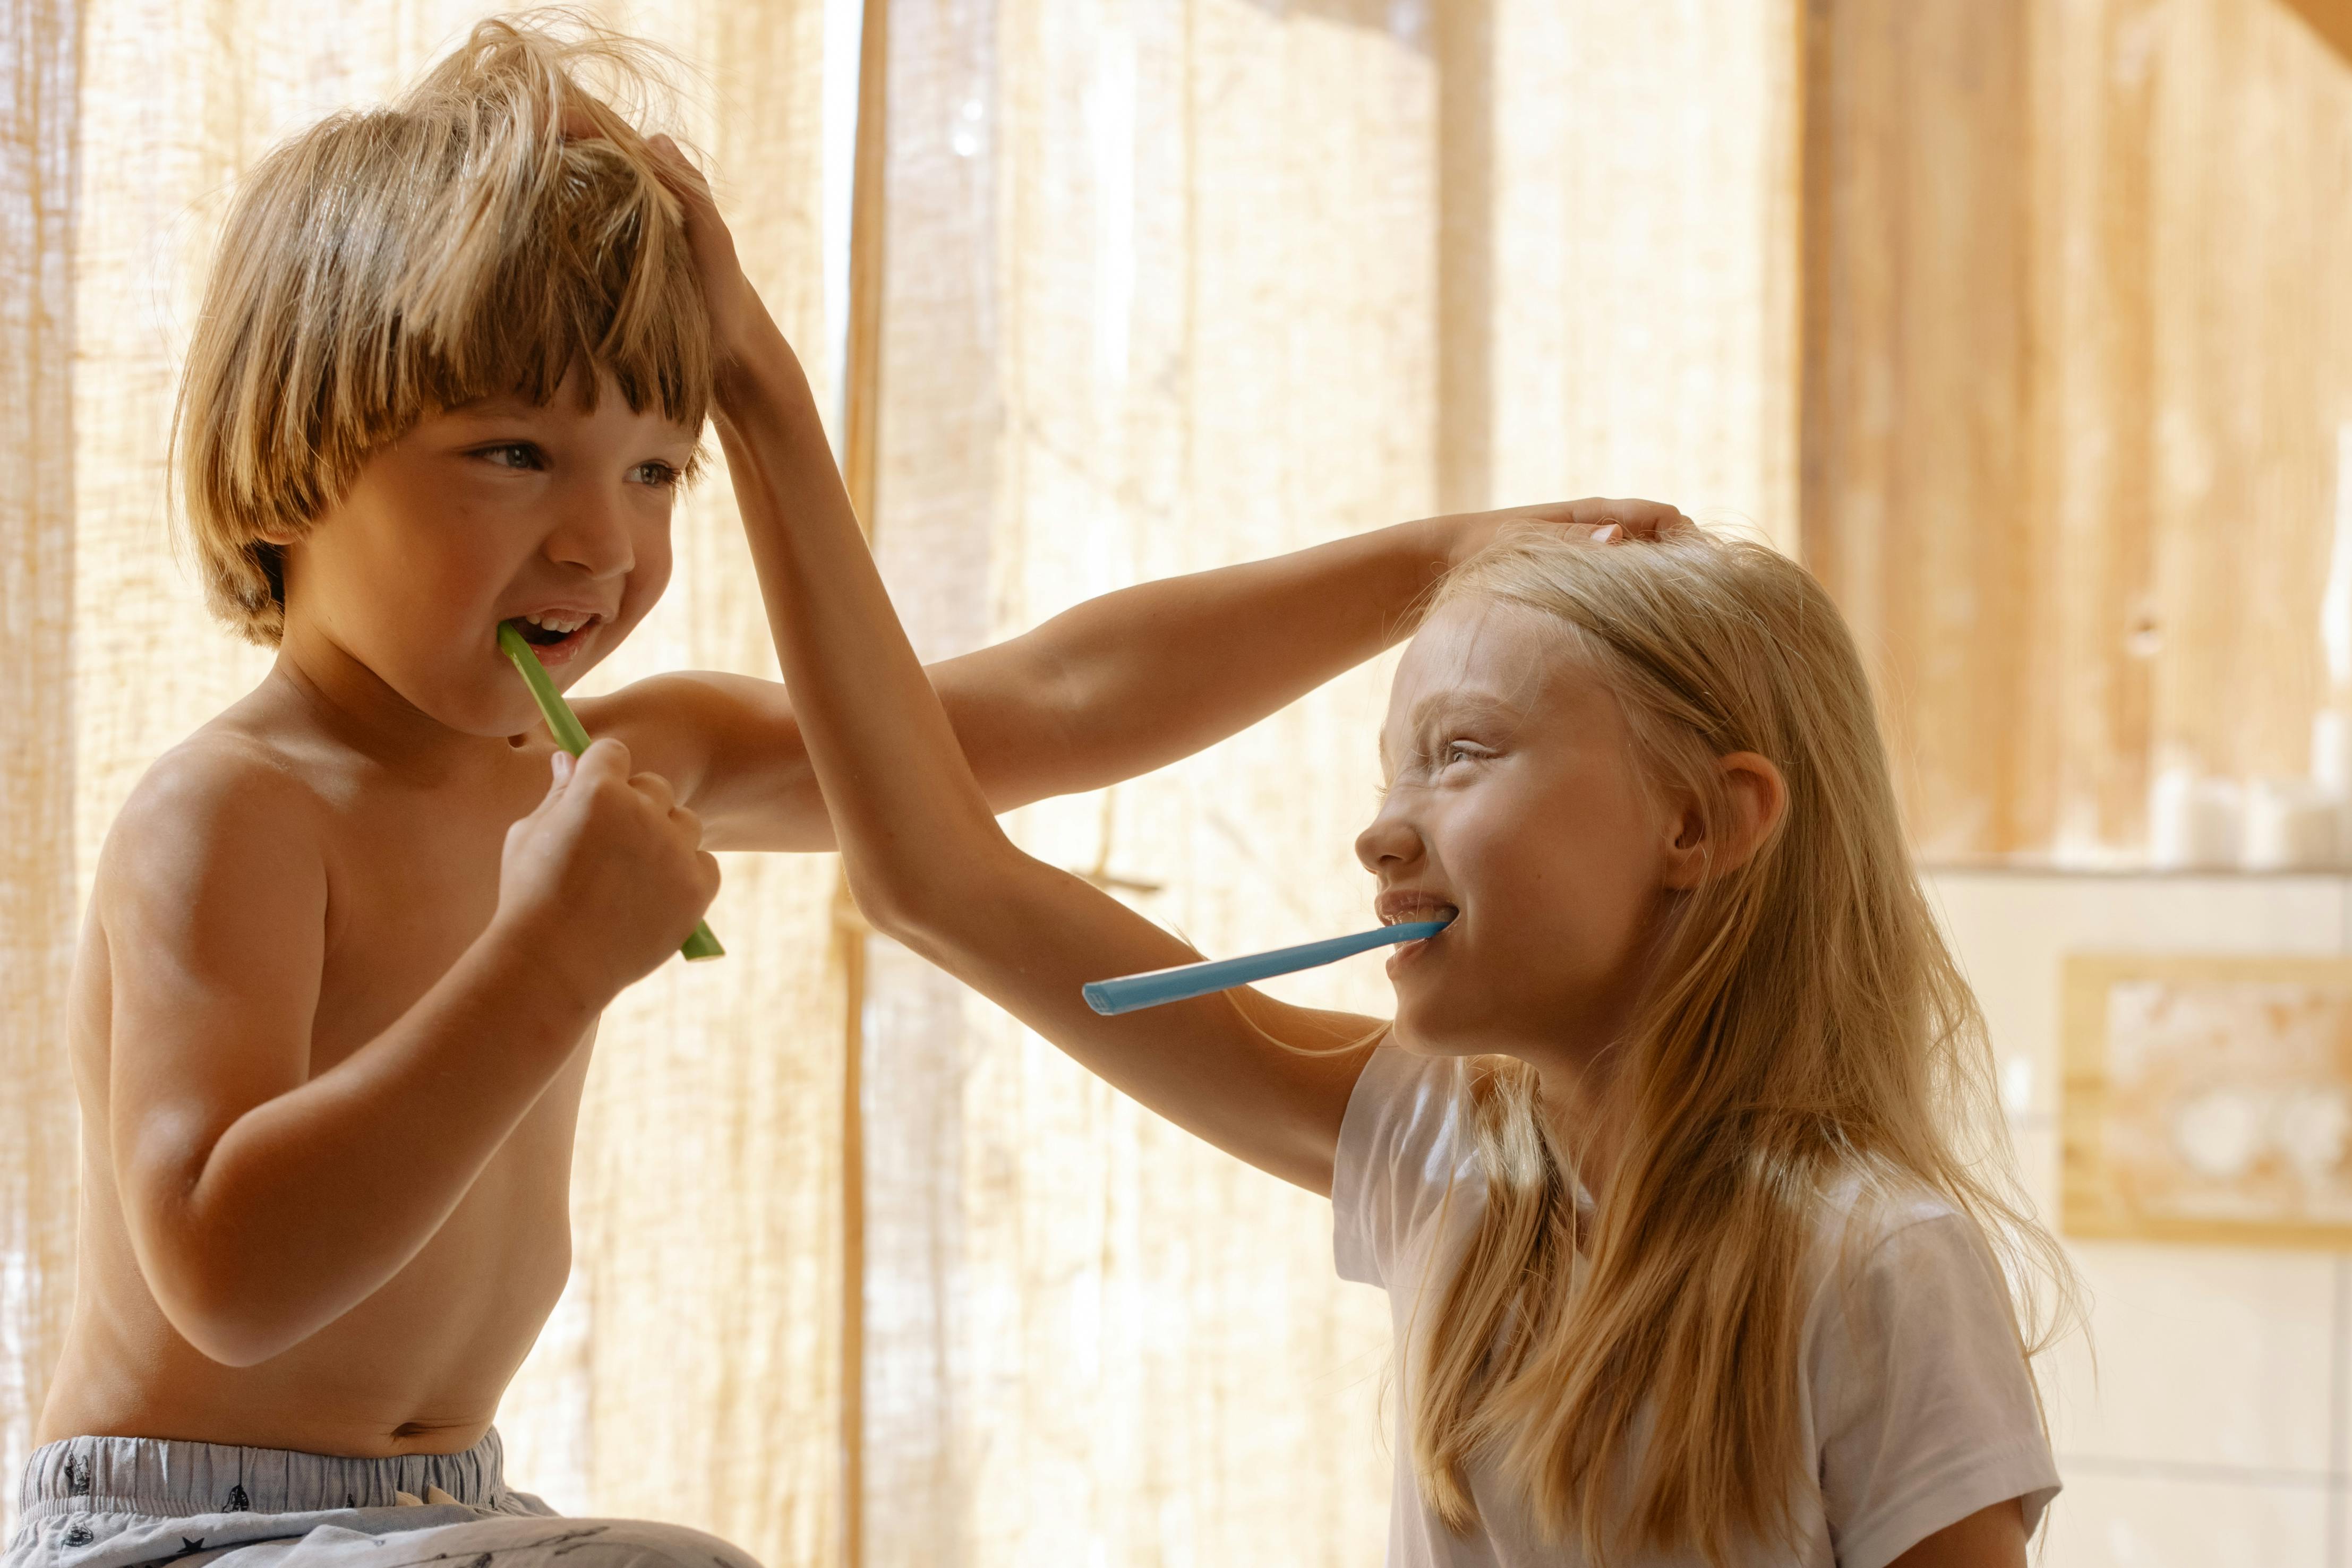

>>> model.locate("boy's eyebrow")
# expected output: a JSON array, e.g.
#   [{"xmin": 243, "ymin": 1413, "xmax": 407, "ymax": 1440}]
[
  {"xmin": 431, "ymin": 398, "xmax": 701, "ymax": 450},
  {"xmin": 439, "ymin": 397, "xmax": 550, "ymax": 421}
]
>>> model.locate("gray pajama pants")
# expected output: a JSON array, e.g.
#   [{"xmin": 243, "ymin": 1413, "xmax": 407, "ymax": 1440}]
[{"xmin": 3, "ymin": 1431, "xmax": 763, "ymax": 1568}]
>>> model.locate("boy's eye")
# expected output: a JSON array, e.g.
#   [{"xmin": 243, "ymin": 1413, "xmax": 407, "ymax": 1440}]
[
  {"xmin": 629, "ymin": 460, "xmax": 682, "ymax": 489},
  {"xmin": 478, "ymin": 442, "xmax": 543, "ymax": 471}
]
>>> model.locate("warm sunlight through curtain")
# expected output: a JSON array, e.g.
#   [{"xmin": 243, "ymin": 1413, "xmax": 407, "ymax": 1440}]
[
  {"xmin": 851, "ymin": 2, "xmax": 1799, "ymax": 1563},
  {"xmin": 1, "ymin": 0, "xmax": 79, "ymax": 1521},
  {"xmin": 3, "ymin": 0, "xmax": 1802, "ymax": 1561},
  {"xmin": 4, "ymin": 2, "xmax": 846, "ymax": 1559},
  {"xmin": 1442, "ymin": 0, "xmax": 1801, "ymax": 545}
]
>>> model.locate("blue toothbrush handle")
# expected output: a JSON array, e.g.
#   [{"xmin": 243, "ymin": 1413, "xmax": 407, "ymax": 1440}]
[{"xmin": 1082, "ymin": 920, "xmax": 1450, "ymax": 1017}]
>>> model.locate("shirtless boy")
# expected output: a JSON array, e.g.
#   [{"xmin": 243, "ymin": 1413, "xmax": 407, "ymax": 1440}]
[{"xmin": 10, "ymin": 16, "xmax": 1670, "ymax": 1568}]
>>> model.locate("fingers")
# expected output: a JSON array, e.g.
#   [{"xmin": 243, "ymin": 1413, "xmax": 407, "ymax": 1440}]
[
  {"xmin": 629, "ymin": 769, "xmax": 677, "ymax": 815},
  {"xmin": 622, "ymin": 767, "xmax": 704, "ymax": 859},
  {"xmin": 1583, "ymin": 498, "xmax": 1690, "ymax": 541},
  {"xmin": 519, "ymin": 749, "xmax": 576, "ymax": 833},
  {"xmin": 1529, "ymin": 499, "xmax": 1691, "ymax": 542},
  {"xmin": 1505, "ymin": 498, "xmax": 1690, "ymax": 541},
  {"xmin": 572, "ymin": 736, "xmax": 634, "ymax": 787},
  {"xmin": 645, "ymin": 133, "xmax": 713, "ymax": 204},
  {"xmin": 554, "ymin": 112, "xmax": 714, "ymax": 218}
]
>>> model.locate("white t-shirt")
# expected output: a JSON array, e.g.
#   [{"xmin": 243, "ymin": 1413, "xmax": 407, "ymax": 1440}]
[{"xmin": 1333, "ymin": 1047, "xmax": 2060, "ymax": 1568}]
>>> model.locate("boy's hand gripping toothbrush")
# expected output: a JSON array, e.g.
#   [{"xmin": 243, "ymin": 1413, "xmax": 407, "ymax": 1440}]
[
  {"xmin": 1082, "ymin": 916, "xmax": 1453, "ymax": 1016},
  {"xmin": 498, "ymin": 622, "xmax": 726, "ymax": 963}
]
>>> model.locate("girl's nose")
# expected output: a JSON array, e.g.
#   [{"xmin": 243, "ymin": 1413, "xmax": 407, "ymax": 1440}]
[{"xmin": 1355, "ymin": 796, "xmax": 1423, "ymax": 876}]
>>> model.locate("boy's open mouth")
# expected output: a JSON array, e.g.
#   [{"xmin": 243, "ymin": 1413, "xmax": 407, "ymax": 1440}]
[{"xmin": 506, "ymin": 610, "xmax": 603, "ymax": 662}]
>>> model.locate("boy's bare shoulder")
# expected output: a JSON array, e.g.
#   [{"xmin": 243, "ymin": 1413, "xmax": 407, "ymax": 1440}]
[{"xmin": 97, "ymin": 716, "xmax": 332, "ymax": 907}]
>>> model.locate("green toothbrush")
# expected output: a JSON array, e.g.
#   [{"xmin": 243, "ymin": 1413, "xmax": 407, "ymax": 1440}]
[{"xmin": 499, "ymin": 622, "xmax": 725, "ymax": 963}]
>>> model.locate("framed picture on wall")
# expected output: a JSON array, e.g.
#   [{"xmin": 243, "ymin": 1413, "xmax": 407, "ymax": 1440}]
[{"xmin": 2063, "ymin": 954, "xmax": 2352, "ymax": 1248}]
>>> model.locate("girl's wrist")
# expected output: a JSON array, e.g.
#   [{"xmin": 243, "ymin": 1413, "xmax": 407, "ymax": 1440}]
[
  {"xmin": 713, "ymin": 322, "xmax": 820, "ymax": 432},
  {"xmin": 1433, "ymin": 510, "xmax": 1500, "ymax": 576}
]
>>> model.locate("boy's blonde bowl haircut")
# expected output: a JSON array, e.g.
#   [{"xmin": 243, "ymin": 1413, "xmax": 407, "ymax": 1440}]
[
  {"xmin": 1407, "ymin": 528, "xmax": 2076, "ymax": 1565},
  {"xmin": 174, "ymin": 9, "xmax": 713, "ymax": 646}
]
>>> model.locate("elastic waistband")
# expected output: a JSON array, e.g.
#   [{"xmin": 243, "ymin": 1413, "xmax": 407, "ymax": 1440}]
[{"xmin": 17, "ymin": 1429, "xmax": 515, "ymax": 1522}]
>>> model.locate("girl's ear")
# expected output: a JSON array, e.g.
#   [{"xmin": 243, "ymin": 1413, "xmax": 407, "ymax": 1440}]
[{"xmin": 1661, "ymin": 752, "xmax": 1788, "ymax": 889}]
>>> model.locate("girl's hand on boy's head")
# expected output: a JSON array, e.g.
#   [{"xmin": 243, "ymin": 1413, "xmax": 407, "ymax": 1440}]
[
  {"xmin": 1440, "ymin": 497, "xmax": 1692, "ymax": 567},
  {"xmin": 637, "ymin": 132, "xmax": 798, "ymax": 392},
  {"xmin": 554, "ymin": 110, "xmax": 784, "ymax": 379}
]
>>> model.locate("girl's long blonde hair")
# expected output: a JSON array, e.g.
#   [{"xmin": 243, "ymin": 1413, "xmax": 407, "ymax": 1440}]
[
  {"xmin": 1408, "ymin": 527, "xmax": 2071, "ymax": 1564},
  {"xmin": 173, "ymin": 10, "xmax": 709, "ymax": 645}
]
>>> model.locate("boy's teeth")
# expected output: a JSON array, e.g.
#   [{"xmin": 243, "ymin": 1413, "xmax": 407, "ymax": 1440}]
[{"xmin": 522, "ymin": 612, "xmax": 588, "ymax": 633}]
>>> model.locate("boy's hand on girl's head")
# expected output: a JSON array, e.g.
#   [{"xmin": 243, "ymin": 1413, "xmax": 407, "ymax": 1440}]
[
  {"xmin": 1440, "ymin": 497, "xmax": 1694, "ymax": 567},
  {"xmin": 493, "ymin": 739, "xmax": 722, "ymax": 1003}
]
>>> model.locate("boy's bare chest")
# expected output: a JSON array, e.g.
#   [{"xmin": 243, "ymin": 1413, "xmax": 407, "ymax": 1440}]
[{"xmin": 311, "ymin": 768, "xmax": 588, "ymax": 1085}]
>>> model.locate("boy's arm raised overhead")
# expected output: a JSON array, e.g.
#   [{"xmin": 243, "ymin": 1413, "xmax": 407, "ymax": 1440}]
[
  {"xmin": 101, "ymin": 734, "xmax": 714, "ymax": 1367},
  {"xmin": 589, "ymin": 503, "xmax": 1682, "ymax": 855}
]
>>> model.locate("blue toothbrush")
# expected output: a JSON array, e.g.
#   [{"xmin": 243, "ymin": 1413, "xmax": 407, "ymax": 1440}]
[{"xmin": 1082, "ymin": 918, "xmax": 1453, "ymax": 1016}]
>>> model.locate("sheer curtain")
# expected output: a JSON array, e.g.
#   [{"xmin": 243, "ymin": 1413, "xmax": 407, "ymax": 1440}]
[
  {"xmin": 3, "ymin": 0, "xmax": 1799, "ymax": 1562},
  {"xmin": 4, "ymin": 3, "xmax": 848, "ymax": 1561},
  {"xmin": 1, "ymin": 0, "xmax": 79, "ymax": 1524},
  {"xmin": 852, "ymin": 1, "xmax": 1797, "ymax": 1563}
]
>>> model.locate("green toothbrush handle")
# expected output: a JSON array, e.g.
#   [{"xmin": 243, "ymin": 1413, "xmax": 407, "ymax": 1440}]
[{"xmin": 499, "ymin": 623, "xmax": 726, "ymax": 963}]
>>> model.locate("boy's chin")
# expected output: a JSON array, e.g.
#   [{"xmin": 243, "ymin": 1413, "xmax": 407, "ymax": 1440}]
[{"xmin": 396, "ymin": 678, "xmax": 562, "ymax": 742}]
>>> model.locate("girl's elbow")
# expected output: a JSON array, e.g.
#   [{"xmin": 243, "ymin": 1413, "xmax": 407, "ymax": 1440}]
[
  {"xmin": 843, "ymin": 833, "xmax": 1019, "ymax": 941},
  {"xmin": 842, "ymin": 870, "xmax": 957, "ymax": 950}
]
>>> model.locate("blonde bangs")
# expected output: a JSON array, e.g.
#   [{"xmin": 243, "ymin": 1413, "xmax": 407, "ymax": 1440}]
[{"xmin": 173, "ymin": 11, "xmax": 713, "ymax": 645}]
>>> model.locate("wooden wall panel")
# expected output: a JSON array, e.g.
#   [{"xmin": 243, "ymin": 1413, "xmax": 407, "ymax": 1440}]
[
  {"xmin": 1806, "ymin": 0, "xmax": 2352, "ymax": 863},
  {"xmin": 1803, "ymin": 0, "xmax": 2041, "ymax": 859}
]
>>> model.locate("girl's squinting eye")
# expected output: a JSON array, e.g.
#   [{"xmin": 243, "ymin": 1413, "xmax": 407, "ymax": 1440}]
[
  {"xmin": 629, "ymin": 460, "xmax": 682, "ymax": 489},
  {"xmin": 1441, "ymin": 740, "xmax": 1492, "ymax": 768}
]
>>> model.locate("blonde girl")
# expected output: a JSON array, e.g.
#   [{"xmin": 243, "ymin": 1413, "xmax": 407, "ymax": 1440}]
[{"xmin": 671, "ymin": 128, "xmax": 2067, "ymax": 1564}]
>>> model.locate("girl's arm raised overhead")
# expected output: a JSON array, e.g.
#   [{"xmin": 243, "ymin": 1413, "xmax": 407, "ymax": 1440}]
[{"xmin": 666, "ymin": 139, "xmax": 1381, "ymax": 1193}]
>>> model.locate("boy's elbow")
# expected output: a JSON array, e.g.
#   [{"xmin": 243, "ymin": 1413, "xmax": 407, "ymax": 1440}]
[
  {"xmin": 150, "ymin": 1257, "xmax": 309, "ymax": 1368},
  {"xmin": 134, "ymin": 1195, "xmax": 312, "ymax": 1367}
]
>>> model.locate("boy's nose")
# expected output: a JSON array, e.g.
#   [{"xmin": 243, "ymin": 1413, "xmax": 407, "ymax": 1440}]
[{"xmin": 544, "ymin": 490, "xmax": 636, "ymax": 578}]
